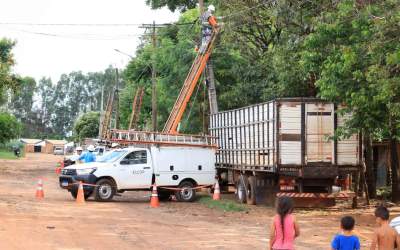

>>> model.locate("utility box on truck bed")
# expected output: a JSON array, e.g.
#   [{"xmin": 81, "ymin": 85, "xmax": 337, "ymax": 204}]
[{"xmin": 209, "ymin": 98, "xmax": 360, "ymax": 205}]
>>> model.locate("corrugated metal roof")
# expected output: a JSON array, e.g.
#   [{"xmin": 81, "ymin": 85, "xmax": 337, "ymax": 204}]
[
  {"xmin": 20, "ymin": 138, "xmax": 43, "ymax": 144},
  {"xmin": 45, "ymin": 139, "xmax": 67, "ymax": 145}
]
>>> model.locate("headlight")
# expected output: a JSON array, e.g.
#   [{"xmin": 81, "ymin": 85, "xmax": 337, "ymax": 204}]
[{"xmin": 76, "ymin": 168, "xmax": 97, "ymax": 175}]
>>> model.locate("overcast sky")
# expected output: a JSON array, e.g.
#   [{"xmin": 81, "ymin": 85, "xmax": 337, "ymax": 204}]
[{"xmin": 0, "ymin": 0, "xmax": 179, "ymax": 83}]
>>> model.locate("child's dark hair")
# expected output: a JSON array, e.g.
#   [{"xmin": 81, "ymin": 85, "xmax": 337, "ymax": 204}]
[
  {"xmin": 375, "ymin": 206, "xmax": 390, "ymax": 220},
  {"xmin": 341, "ymin": 216, "xmax": 355, "ymax": 230},
  {"xmin": 277, "ymin": 196, "xmax": 294, "ymax": 242}
]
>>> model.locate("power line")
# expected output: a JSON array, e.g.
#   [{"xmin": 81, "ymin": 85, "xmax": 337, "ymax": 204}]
[
  {"xmin": 0, "ymin": 21, "xmax": 197, "ymax": 27},
  {"xmin": 6, "ymin": 28, "xmax": 144, "ymax": 40}
]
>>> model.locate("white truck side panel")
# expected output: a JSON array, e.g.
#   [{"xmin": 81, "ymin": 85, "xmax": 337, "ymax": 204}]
[
  {"xmin": 151, "ymin": 146, "xmax": 216, "ymax": 186},
  {"xmin": 279, "ymin": 103, "xmax": 301, "ymax": 165},
  {"xmin": 337, "ymin": 113, "xmax": 360, "ymax": 165}
]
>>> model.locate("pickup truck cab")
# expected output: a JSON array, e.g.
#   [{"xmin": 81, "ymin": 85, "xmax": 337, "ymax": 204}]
[{"xmin": 59, "ymin": 146, "xmax": 216, "ymax": 202}]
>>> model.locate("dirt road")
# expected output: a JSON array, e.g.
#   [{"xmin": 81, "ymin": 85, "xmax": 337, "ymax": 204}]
[{"xmin": 0, "ymin": 153, "xmax": 393, "ymax": 249}]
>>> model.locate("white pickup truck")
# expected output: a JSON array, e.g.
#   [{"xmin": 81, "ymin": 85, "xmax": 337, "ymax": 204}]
[{"xmin": 59, "ymin": 146, "xmax": 216, "ymax": 202}]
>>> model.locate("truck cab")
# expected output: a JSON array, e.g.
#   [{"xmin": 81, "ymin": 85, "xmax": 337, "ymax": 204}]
[{"xmin": 59, "ymin": 146, "xmax": 216, "ymax": 202}]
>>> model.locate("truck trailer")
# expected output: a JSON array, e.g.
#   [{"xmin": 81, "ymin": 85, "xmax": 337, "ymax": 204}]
[{"xmin": 209, "ymin": 98, "xmax": 361, "ymax": 205}]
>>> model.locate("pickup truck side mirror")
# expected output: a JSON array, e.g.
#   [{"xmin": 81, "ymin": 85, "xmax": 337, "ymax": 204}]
[{"xmin": 120, "ymin": 159, "xmax": 130, "ymax": 165}]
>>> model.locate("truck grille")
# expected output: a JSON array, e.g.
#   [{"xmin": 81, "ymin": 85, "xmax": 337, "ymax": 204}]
[{"xmin": 62, "ymin": 169, "xmax": 77, "ymax": 176}]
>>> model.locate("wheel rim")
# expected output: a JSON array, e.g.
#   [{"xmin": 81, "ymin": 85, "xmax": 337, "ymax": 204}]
[
  {"xmin": 99, "ymin": 184, "xmax": 112, "ymax": 199},
  {"xmin": 180, "ymin": 187, "xmax": 193, "ymax": 200}
]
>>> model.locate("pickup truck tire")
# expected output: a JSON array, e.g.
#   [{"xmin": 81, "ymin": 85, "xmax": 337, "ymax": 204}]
[
  {"xmin": 94, "ymin": 179, "xmax": 116, "ymax": 202},
  {"xmin": 246, "ymin": 176, "xmax": 256, "ymax": 205},
  {"xmin": 70, "ymin": 190, "xmax": 92, "ymax": 200},
  {"xmin": 175, "ymin": 181, "xmax": 196, "ymax": 202},
  {"xmin": 235, "ymin": 176, "xmax": 247, "ymax": 204}
]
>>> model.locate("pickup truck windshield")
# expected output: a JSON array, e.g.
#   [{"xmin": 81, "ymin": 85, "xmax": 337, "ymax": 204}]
[{"xmin": 97, "ymin": 150, "xmax": 127, "ymax": 163}]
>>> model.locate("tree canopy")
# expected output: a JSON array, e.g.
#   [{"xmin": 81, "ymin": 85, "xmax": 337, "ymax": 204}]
[
  {"xmin": 73, "ymin": 111, "xmax": 100, "ymax": 142},
  {"xmin": 0, "ymin": 112, "xmax": 21, "ymax": 144}
]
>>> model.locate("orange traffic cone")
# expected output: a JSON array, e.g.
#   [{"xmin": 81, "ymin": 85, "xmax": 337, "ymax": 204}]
[
  {"xmin": 76, "ymin": 181, "xmax": 85, "ymax": 204},
  {"xmin": 213, "ymin": 180, "xmax": 221, "ymax": 201},
  {"xmin": 35, "ymin": 178, "xmax": 44, "ymax": 200},
  {"xmin": 55, "ymin": 161, "xmax": 61, "ymax": 174},
  {"xmin": 150, "ymin": 184, "xmax": 160, "ymax": 208}
]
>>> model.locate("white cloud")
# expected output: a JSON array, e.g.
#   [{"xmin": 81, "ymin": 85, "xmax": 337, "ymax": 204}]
[{"xmin": 0, "ymin": 0, "xmax": 179, "ymax": 82}]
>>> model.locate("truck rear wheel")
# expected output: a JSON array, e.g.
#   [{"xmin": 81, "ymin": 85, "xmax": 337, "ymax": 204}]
[
  {"xmin": 246, "ymin": 176, "xmax": 257, "ymax": 205},
  {"xmin": 235, "ymin": 176, "xmax": 247, "ymax": 204},
  {"xmin": 94, "ymin": 179, "xmax": 116, "ymax": 202},
  {"xmin": 175, "ymin": 181, "xmax": 196, "ymax": 202}
]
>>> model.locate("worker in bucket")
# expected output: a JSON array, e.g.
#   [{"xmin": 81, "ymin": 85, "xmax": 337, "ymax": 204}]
[
  {"xmin": 199, "ymin": 4, "xmax": 218, "ymax": 54},
  {"xmin": 79, "ymin": 145, "xmax": 96, "ymax": 163}
]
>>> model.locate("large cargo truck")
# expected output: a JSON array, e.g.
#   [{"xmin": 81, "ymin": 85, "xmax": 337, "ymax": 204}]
[{"xmin": 209, "ymin": 98, "xmax": 361, "ymax": 205}]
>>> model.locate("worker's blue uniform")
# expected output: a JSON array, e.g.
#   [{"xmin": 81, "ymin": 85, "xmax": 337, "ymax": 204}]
[{"xmin": 79, "ymin": 151, "xmax": 96, "ymax": 163}]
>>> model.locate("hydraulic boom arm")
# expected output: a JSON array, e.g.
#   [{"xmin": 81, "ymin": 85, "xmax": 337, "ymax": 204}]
[{"xmin": 163, "ymin": 28, "xmax": 219, "ymax": 134}]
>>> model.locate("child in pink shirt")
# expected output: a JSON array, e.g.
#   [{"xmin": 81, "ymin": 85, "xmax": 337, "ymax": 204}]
[{"xmin": 269, "ymin": 196, "xmax": 300, "ymax": 250}]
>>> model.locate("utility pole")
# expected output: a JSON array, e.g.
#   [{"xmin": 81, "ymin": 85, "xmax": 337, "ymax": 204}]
[
  {"xmin": 140, "ymin": 22, "xmax": 169, "ymax": 132},
  {"xmin": 98, "ymin": 84, "xmax": 104, "ymax": 137},
  {"xmin": 114, "ymin": 68, "xmax": 120, "ymax": 129},
  {"xmin": 199, "ymin": 0, "xmax": 218, "ymax": 116},
  {"xmin": 151, "ymin": 21, "xmax": 157, "ymax": 132}
]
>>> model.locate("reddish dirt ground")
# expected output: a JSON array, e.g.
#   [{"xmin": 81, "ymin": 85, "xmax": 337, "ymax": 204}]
[{"xmin": 0, "ymin": 153, "xmax": 396, "ymax": 249}]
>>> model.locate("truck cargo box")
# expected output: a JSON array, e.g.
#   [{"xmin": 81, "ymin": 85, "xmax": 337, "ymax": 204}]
[{"xmin": 209, "ymin": 98, "xmax": 360, "ymax": 178}]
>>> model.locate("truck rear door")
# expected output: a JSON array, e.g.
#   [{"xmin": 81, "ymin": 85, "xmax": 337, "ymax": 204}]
[
  {"xmin": 116, "ymin": 150, "xmax": 152, "ymax": 189},
  {"xmin": 305, "ymin": 103, "xmax": 334, "ymax": 163}
]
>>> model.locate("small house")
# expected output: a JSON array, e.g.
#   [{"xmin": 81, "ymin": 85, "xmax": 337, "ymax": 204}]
[
  {"xmin": 20, "ymin": 139, "xmax": 44, "ymax": 153},
  {"xmin": 44, "ymin": 139, "xmax": 67, "ymax": 154}
]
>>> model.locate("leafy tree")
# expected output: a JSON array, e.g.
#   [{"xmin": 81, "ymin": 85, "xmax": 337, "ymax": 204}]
[
  {"xmin": 146, "ymin": 0, "xmax": 199, "ymax": 12},
  {"xmin": 0, "ymin": 38, "xmax": 19, "ymax": 104},
  {"xmin": 0, "ymin": 112, "xmax": 21, "ymax": 144},
  {"xmin": 8, "ymin": 77, "xmax": 37, "ymax": 137},
  {"xmin": 73, "ymin": 112, "xmax": 100, "ymax": 142},
  {"xmin": 302, "ymin": 0, "xmax": 400, "ymax": 200}
]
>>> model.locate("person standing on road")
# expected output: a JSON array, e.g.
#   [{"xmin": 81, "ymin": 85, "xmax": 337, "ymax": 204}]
[
  {"xmin": 331, "ymin": 216, "xmax": 360, "ymax": 250},
  {"xmin": 269, "ymin": 196, "xmax": 300, "ymax": 250},
  {"xmin": 371, "ymin": 206, "xmax": 400, "ymax": 250},
  {"xmin": 79, "ymin": 145, "xmax": 96, "ymax": 163}
]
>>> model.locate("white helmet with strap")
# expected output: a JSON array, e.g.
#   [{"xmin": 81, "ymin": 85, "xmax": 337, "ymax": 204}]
[{"xmin": 208, "ymin": 4, "xmax": 215, "ymax": 12}]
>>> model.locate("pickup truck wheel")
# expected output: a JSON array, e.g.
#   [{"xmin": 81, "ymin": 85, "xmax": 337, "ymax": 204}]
[
  {"xmin": 175, "ymin": 181, "xmax": 196, "ymax": 202},
  {"xmin": 246, "ymin": 176, "xmax": 257, "ymax": 205},
  {"xmin": 94, "ymin": 179, "xmax": 116, "ymax": 202},
  {"xmin": 235, "ymin": 176, "xmax": 247, "ymax": 204},
  {"xmin": 70, "ymin": 190, "xmax": 92, "ymax": 200}
]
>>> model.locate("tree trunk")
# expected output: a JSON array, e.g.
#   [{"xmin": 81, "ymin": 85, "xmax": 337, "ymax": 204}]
[
  {"xmin": 390, "ymin": 134, "xmax": 400, "ymax": 202},
  {"xmin": 364, "ymin": 133, "xmax": 376, "ymax": 198}
]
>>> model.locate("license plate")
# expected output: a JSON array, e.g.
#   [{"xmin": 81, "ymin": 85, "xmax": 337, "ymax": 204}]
[{"xmin": 61, "ymin": 181, "xmax": 69, "ymax": 187}]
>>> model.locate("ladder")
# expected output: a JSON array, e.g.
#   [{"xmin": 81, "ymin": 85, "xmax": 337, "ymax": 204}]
[
  {"xmin": 163, "ymin": 28, "xmax": 219, "ymax": 134},
  {"xmin": 128, "ymin": 87, "xmax": 144, "ymax": 130},
  {"xmin": 100, "ymin": 89, "xmax": 115, "ymax": 139},
  {"xmin": 109, "ymin": 129, "xmax": 215, "ymax": 148}
]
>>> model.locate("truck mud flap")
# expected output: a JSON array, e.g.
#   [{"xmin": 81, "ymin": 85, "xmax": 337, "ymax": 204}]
[{"xmin": 254, "ymin": 177, "xmax": 278, "ymax": 206}]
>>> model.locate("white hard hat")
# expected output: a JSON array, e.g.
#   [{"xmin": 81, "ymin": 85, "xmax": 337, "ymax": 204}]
[
  {"xmin": 111, "ymin": 143, "xmax": 119, "ymax": 148},
  {"xmin": 87, "ymin": 145, "xmax": 95, "ymax": 152},
  {"xmin": 76, "ymin": 146, "xmax": 83, "ymax": 151},
  {"xmin": 208, "ymin": 4, "xmax": 215, "ymax": 12}
]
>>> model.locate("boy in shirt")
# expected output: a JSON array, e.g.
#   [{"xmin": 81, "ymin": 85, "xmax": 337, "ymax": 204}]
[
  {"xmin": 331, "ymin": 216, "xmax": 360, "ymax": 250},
  {"xmin": 370, "ymin": 206, "xmax": 400, "ymax": 250}
]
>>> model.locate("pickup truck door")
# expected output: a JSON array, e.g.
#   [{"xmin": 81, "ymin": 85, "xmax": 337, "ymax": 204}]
[{"xmin": 117, "ymin": 150, "xmax": 153, "ymax": 189}]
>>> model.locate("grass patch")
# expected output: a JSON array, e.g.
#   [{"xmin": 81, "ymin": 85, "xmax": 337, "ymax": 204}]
[
  {"xmin": 0, "ymin": 150, "xmax": 18, "ymax": 160},
  {"xmin": 198, "ymin": 195, "xmax": 248, "ymax": 212}
]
